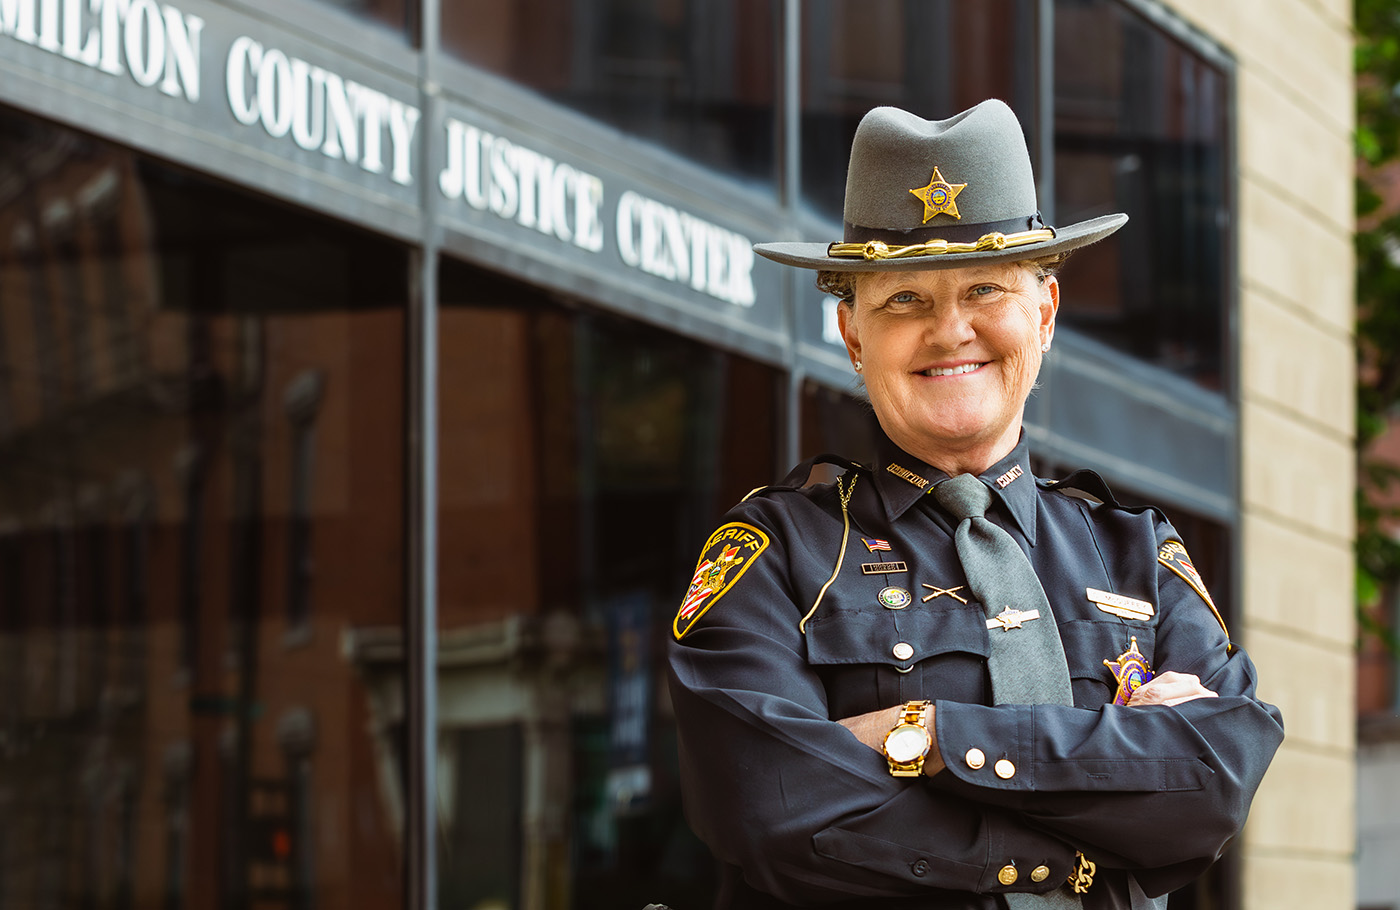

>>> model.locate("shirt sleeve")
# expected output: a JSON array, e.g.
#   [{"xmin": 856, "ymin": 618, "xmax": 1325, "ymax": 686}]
[
  {"xmin": 667, "ymin": 497, "xmax": 1081, "ymax": 904},
  {"xmin": 930, "ymin": 515, "xmax": 1284, "ymax": 895}
]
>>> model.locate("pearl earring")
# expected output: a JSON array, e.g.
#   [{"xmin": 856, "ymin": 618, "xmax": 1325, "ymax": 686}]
[{"xmin": 1041, "ymin": 343, "xmax": 1051, "ymax": 352}]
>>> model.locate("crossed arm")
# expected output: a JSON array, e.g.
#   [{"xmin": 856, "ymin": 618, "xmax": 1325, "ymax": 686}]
[{"xmin": 837, "ymin": 670, "xmax": 1220, "ymax": 778}]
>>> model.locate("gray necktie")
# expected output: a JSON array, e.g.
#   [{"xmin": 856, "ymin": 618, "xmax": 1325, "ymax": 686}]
[{"xmin": 933, "ymin": 473, "xmax": 1082, "ymax": 909}]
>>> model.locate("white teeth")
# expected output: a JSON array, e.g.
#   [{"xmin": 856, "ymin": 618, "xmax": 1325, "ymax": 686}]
[{"xmin": 924, "ymin": 363, "xmax": 984, "ymax": 377}]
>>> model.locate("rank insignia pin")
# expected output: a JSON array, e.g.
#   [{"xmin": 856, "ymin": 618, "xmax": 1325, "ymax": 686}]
[{"xmin": 1104, "ymin": 636, "xmax": 1154, "ymax": 706}]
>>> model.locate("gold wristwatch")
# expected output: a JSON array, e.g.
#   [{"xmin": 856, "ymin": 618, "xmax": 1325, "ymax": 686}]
[{"xmin": 882, "ymin": 700, "xmax": 933, "ymax": 777}]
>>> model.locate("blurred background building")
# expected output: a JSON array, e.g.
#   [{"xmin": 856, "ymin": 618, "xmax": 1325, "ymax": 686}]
[{"xmin": 0, "ymin": 0, "xmax": 1354, "ymax": 908}]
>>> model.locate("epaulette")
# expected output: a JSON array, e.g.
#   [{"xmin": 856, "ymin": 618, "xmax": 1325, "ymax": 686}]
[
  {"xmin": 1041, "ymin": 468, "xmax": 1119, "ymax": 505},
  {"xmin": 1041, "ymin": 469, "xmax": 1168, "ymax": 522},
  {"xmin": 741, "ymin": 454, "xmax": 867, "ymax": 502}
]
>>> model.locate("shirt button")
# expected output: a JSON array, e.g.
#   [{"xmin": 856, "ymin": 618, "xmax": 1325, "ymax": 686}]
[
  {"xmin": 995, "ymin": 759, "xmax": 1016, "ymax": 779},
  {"xmin": 911, "ymin": 858, "xmax": 929, "ymax": 876},
  {"xmin": 1031, "ymin": 865, "xmax": 1051, "ymax": 883},
  {"xmin": 965, "ymin": 748, "xmax": 986, "ymax": 770},
  {"xmin": 892, "ymin": 642, "xmax": 914, "ymax": 661},
  {"xmin": 998, "ymin": 864, "xmax": 1019, "ymax": 885}
]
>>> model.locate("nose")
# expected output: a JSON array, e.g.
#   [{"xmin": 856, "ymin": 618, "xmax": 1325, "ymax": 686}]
[{"xmin": 921, "ymin": 302, "xmax": 977, "ymax": 350}]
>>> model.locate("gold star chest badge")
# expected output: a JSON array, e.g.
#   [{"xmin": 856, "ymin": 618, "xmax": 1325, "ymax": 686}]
[{"xmin": 910, "ymin": 167, "xmax": 967, "ymax": 222}]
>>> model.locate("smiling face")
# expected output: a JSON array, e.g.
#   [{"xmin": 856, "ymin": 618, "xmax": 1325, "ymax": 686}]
[{"xmin": 838, "ymin": 263, "xmax": 1059, "ymax": 475}]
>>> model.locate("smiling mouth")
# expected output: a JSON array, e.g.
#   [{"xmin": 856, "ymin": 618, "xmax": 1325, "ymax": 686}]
[{"xmin": 920, "ymin": 363, "xmax": 986, "ymax": 377}]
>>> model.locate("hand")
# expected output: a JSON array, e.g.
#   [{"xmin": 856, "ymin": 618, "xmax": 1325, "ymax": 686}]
[
  {"xmin": 837, "ymin": 704, "xmax": 946, "ymax": 777},
  {"xmin": 1126, "ymin": 670, "xmax": 1218, "ymax": 707}
]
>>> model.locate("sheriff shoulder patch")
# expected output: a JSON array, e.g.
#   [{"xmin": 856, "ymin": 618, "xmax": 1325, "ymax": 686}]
[
  {"xmin": 674, "ymin": 522, "xmax": 770, "ymax": 640},
  {"xmin": 1158, "ymin": 539, "xmax": 1231, "ymax": 642}
]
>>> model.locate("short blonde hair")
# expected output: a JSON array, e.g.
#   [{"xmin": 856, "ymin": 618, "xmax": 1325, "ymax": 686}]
[{"xmin": 816, "ymin": 251, "xmax": 1071, "ymax": 305}]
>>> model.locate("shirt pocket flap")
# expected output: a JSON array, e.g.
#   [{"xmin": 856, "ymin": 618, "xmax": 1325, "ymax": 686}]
[{"xmin": 805, "ymin": 603, "xmax": 991, "ymax": 668}]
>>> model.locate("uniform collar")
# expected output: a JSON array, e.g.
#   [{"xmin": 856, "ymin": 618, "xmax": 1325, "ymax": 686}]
[{"xmin": 873, "ymin": 433, "xmax": 1039, "ymax": 545}]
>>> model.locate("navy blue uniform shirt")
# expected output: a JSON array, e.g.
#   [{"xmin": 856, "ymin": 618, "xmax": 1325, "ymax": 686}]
[{"xmin": 667, "ymin": 435, "xmax": 1283, "ymax": 909}]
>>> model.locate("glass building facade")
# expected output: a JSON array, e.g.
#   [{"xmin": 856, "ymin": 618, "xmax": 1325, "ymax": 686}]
[{"xmin": 0, "ymin": 1, "xmax": 1239, "ymax": 907}]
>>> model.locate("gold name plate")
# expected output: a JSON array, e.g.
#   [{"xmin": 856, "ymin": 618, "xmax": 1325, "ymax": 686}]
[{"xmin": 1085, "ymin": 588, "xmax": 1154, "ymax": 621}]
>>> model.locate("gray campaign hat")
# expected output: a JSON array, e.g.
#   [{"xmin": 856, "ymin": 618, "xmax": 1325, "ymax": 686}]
[{"xmin": 755, "ymin": 100, "xmax": 1127, "ymax": 272}]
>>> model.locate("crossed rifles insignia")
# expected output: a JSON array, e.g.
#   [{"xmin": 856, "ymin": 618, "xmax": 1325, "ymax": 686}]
[{"xmin": 921, "ymin": 583, "xmax": 967, "ymax": 604}]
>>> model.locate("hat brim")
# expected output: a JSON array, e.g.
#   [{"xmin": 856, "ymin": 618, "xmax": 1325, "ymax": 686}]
[{"xmin": 754, "ymin": 213, "xmax": 1128, "ymax": 272}]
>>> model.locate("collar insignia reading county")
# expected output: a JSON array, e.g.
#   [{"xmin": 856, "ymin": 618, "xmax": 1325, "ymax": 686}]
[
  {"xmin": 986, "ymin": 606, "xmax": 1040, "ymax": 631},
  {"xmin": 862, "ymin": 537, "xmax": 893, "ymax": 552},
  {"xmin": 878, "ymin": 586, "xmax": 913, "ymax": 609},
  {"xmin": 994, "ymin": 464, "xmax": 1024, "ymax": 489},
  {"xmin": 921, "ymin": 583, "xmax": 968, "ymax": 604},
  {"xmin": 673, "ymin": 522, "xmax": 769, "ymax": 639},
  {"xmin": 861, "ymin": 561, "xmax": 908, "ymax": 575},
  {"xmin": 885, "ymin": 463, "xmax": 929, "ymax": 490},
  {"xmin": 1104, "ymin": 636, "xmax": 1154, "ymax": 706},
  {"xmin": 1085, "ymin": 587, "xmax": 1154, "ymax": 621},
  {"xmin": 909, "ymin": 166, "xmax": 967, "ymax": 223}
]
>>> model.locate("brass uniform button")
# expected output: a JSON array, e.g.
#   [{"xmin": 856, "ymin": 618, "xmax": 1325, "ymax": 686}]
[
  {"xmin": 965, "ymin": 748, "xmax": 986, "ymax": 770},
  {"xmin": 998, "ymin": 864, "xmax": 1018, "ymax": 885},
  {"xmin": 892, "ymin": 642, "xmax": 914, "ymax": 661},
  {"xmin": 995, "ymin": 759, "xmax": 1016, "ymax": 779},
  {"xmin": 1031, "ymin": 865, "xmax": 1050, "ymax": 883}
]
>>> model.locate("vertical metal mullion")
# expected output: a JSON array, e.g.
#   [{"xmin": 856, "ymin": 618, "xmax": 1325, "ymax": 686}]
[
  {"xmin": 1036, "ymin": 0, "xmax": 1056, "ymax": 226},
  {"xmin": 407, "ymin": 0, "xmax": 441, "ymax": 906},
  {"xmin": 781, "ymin": 0, "xmax": 803, "ymax": 470}
]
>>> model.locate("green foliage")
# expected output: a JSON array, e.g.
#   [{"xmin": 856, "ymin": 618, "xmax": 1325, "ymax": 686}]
[{"xmin": 1355, "ymin": 0, "xmax": 1400, "ymax": 635}]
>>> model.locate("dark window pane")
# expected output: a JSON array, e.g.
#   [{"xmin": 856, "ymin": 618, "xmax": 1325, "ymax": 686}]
[
  {"xmin": 442, "ymin": 0, "xmax": 779, "ymax": 191},
  {"xmin": 437, "ymin": 255, "xmax": 782, "ymax": 906},
  {"xmin": 302, "ymin": 0, "xmax": 410, "ymax": 38},
  {"xmin": 801, "ymin": 0, "xmax": 1039, "ymax": 222},
  {"xmin": 1053, "ymin": 0, "xmax": 1229, "ymax": 390},
  {"xmin": 0, "ymin": 105, "xmax": 408, "ymax": 910}
]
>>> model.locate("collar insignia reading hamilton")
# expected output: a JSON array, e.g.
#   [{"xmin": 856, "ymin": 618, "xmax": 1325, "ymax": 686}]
[
  {"xmin": 909, "ymin": 166, "xmax": 967, "ymax": 222},
  {"xmin": 673, "ymin": 522, "xmax": 770, "ymax": 640},
  {"xmin": 885, "ymin": 463, "xmax": 930, "ymax": 490}
]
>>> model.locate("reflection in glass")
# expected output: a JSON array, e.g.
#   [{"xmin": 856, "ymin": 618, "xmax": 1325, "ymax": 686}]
[
  {"xmin": 442, "ymin": 0, "xmax": 779, "ymax": 192},
  {"xmin": 1053, "ymin": 0, "xmax": 1229, "ymax": 390},
  {"xmin": 0, "ymin": 107, "xmax": 407, "ymax": 909},
  {"xmin": 300, "ymin": 0, "xmax": 410, "ymax": 39},
  {"xmin": 436, "ymin": 257, "xmax": 782, "ymax": 906},
  {"xmin": 801, "ymin": 0, "xmax": 1038, "ymax": 222}
]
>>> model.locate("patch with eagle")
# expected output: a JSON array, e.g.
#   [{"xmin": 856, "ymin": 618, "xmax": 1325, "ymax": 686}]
[{"xmin": 674, "ymin": 522, "xmax": 769, "ymax": 640}]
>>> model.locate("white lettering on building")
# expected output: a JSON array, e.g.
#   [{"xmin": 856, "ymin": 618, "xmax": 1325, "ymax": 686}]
[
  {"xmin": 439, "ymin": 117, "xmax": 606, "ymax": 253},
  {"xmin": 225, "ymin": 36, "xmax": 420, "ymax": 186},
  {"xmin": 1, "ymin": 0, "xmax": 202, "ymax": 101},
  {"xmin": 616, "ymin": 190, "xmax": 755, "ymax": 307}
]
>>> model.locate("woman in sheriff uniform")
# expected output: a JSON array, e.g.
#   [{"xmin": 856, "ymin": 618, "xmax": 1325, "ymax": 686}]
[{"xmin": 666, "ymin": 101, "xmax": 1283, "ymax": 910}]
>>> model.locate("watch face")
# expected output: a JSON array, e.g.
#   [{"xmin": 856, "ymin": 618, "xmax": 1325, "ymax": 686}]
[{"xmin": 886, "ymin": 724, "xmax": 930, "ymax": 763}]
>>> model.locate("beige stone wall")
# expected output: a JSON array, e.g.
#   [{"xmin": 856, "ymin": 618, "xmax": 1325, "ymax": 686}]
[{"xmin": 1160, "ymin": 0, "xmax": 1356, "ymax": 907}]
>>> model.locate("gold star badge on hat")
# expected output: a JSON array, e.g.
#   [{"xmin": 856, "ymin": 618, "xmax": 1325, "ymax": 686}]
[{"xmin": 909, "ymin": 167, "xmax": 967, "ymax": 222}]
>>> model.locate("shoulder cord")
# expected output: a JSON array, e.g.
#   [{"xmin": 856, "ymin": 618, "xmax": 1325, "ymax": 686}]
[{"xmin": 799, "ymin": 474, "xmax": 858, "ymax": 634}]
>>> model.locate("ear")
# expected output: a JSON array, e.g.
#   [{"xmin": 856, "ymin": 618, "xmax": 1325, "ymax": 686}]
[
  {"xmin": 837, "ymin": 300, "xmax": 862, "ymax": 367},
  {"xmin": 1039, "ymin": 275, "xmax": 1060, "ymax": 349}
]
